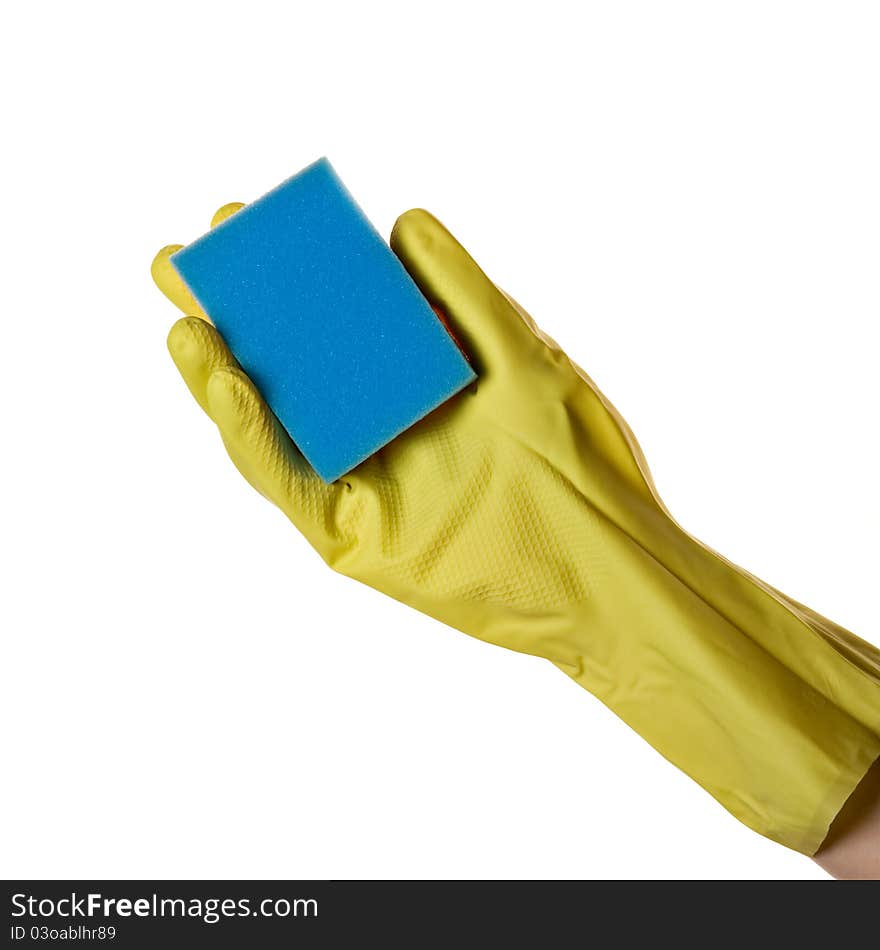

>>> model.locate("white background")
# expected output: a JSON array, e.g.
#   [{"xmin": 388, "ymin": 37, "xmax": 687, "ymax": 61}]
[{"xmin": 2, "ymin": 1, "xmax": 878, "ymax": 880}]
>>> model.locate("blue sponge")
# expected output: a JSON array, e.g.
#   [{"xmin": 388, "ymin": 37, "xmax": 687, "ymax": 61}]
[{"xmin": 171, "ymin": 158, "xmax": 475, "ymax": 482}]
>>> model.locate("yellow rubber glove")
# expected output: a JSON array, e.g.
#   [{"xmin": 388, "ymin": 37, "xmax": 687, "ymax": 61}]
[{"xmin": 153, "ymin": 204, "xmax": 880, "ymax": 855}]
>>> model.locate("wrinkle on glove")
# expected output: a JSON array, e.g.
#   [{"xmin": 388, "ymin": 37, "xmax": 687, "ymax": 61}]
[{"xmin": 153, "ymin": 205, "xmax": 880, "ymax": 855}]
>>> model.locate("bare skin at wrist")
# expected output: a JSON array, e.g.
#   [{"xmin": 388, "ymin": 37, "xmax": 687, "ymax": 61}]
[{"xmin": 813, "ymin": 757, "xmax": 880, "ymax": 879}]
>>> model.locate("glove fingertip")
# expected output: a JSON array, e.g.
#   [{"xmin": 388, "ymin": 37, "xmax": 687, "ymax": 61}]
[
  {"xmin": 151, "ymin": 244, "xmax": 182, "ymax": 292},
  {"xmin": 390, "ymin": 208, "xmax": 438, "ymax": 254},
  {"xmin": 152, "ymin": 243, "xmax": 209, "ymax": 320},
  {"xmin": 206, "ymin": 366, "xmax": 261, "ymax": 432},
  {"xmin": 211, "ymin": 202, "xmax": 246, "ymax": 228},
  {"xmin": 167, "ymin": 314, "xmax": 204, "ymax": 358}
]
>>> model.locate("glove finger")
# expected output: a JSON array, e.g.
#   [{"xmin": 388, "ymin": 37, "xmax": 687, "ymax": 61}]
[
  {"xmin": 206, "ymin": 366, "xmax": 341, "ymax": 552},
  {"xmin": 151, "ymin": 202, "xmax": 245, "ymax": 318},
  {"xmin": 151, "ymin": 245, "xmax": 208, "ymax": 320},
  {"xmin": 167, "ymin": 316, "xmax": 238, "ymax": 416},
  {"xmin": 211, "ymin": 202, "xmax": 245, "ymax": 227},
  {"xmin": 390, "ymin": 209, "xmax": 544, "ymax": 379}
]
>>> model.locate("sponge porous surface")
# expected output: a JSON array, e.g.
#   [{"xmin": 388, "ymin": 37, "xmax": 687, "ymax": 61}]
[{"xmin": 171, "ymin": 158, "xmax": 475, "ymax": 482}]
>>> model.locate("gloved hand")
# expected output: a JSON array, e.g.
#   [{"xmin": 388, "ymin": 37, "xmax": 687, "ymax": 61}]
[{"xmin": 153, "ymin": 204, "xmax": 880, "ymax": 855}]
